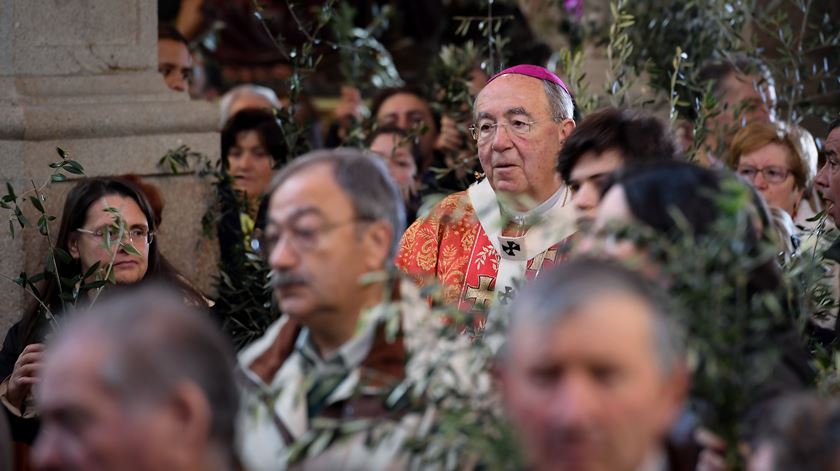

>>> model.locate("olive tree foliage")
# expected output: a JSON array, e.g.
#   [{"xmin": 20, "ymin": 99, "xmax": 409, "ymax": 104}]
[{"xmin": 217, "ymin": 0, "xmax": 840, "ymax": 468}]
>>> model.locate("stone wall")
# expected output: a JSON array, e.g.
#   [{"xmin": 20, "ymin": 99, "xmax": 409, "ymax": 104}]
[{"xmin": 0, "ymin": 0, "xmax": 220, "ymax": 336}]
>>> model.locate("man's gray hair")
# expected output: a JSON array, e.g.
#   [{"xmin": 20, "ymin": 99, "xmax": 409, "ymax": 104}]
[
  {"xmin": 54, "ymin": 285, "xmax": 239, "ymax": 463},
  {"xmin": 219, "ymin": 84, "xmax": 282, "ymax": 128},
  {"xmin": 543, "ymin": 80, "xmax": 575, "ymax": 121},
  {"xmin": 473, "ymin": 76, "xmax": 575, "ymax": 122},
  {"xmin": 504, "ymin": 258, "xmax": 684, "ymax": 375},
  {"xmin": 269, "ymin": 148, "xmax": 406, "ymax": 263}
]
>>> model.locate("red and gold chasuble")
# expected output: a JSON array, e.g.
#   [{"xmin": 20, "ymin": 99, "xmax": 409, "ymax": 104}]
[{"xmin": 397, "ymin": 179, "xmax": 577, "ymax": 311}]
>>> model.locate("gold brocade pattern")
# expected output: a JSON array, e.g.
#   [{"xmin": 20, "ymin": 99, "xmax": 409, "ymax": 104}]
[
  {"xmin": 397, "ymin": 191, "xmax": 478, "ymax": 305},
  {"xmin": 396, "ymin": 190, "xmax": 573, "ymax": 308}
]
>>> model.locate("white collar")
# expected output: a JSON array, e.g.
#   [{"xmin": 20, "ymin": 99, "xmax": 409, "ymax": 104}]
[{"xmin": 500, "ymin": 186, "xmax": 566, "ymax": 227}]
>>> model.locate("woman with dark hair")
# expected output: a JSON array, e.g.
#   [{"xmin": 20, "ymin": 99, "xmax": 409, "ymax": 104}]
[
  {"xmin": 215, "ymin": 110, "xmax": 285, "ymax": 348},
  {"xmin": 601, "ymin": 162, "xmax": 753, "ymax": 238},
  {"xmin": 0, "ymin": 176, "xmax": 204, "ymax": 443},
  {"xmin": 595, "ymin": 162, "xmax": 825, "ymax": 311},
  {"xmin": 591, "ymin": 161, "xmax": 775, "ymax": 284},
  {"xmin": 218, "ymin": 108, "xmax": 286, "ymax": 262},
  {"xmin": 221, "ymin": 108, "xmax": 286, "ymax": 202}
]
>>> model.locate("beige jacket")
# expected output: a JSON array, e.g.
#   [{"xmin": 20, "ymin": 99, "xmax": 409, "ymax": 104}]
[{"xmin": 236, "ymin": 280, "xmax": 475, "ymax": 471}]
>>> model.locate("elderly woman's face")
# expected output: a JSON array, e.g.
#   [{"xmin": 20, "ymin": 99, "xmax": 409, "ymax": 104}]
[
  {"xmin": 68, "ymin": 195, "xmax": 151, "ymax": 285},
  {"xmin": 736, "ymin": 143, "xmax": 803, "ymax": 217}
]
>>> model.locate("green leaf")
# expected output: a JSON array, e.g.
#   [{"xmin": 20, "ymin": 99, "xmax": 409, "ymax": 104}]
[
  {"xmin": 60, "ymin": 276, "xmax": 78, "ymax": 288},
  {"xmin": 121, "ymin": 242, "xmax": 141, "ymax": 256},
  {"xmin": 307, "ymin": 429, "xmax": 336, "ymax": 458},
  {"xmin": 53, "ymin": 247, "xmax": 73, "ymax": 265},
  {"xmin": 63, "ymin": 160, "xmax": 85, "ymax": 175},
  {"xmin": 56, "ymin": 147, "xmax": 68, "ymax": 160},
  {"xmin": 43, "ymin": 251, "xmax": 54, "ymax": 272},
  {"xmin": 50, "ymin": 173, "xmax": 67, "ymax": 183},
  {"xmin": 29, "ymin": 196, "xmax": 45, "ymax": 213},
  {"xmin": 13, "ymin": 272, "xmax": 26, "ymax": 286},
  {"xmin": 37, "ymin": 215, "xmax": 48, "ymax": 236},
  {"xmin": 15, "ymin": 208, "xmax": 28, "ymax": 228},
  {"xmin": 5, "ymin": 182, "xmax": 15, "ymax": 200},
  {"xmin": 83, "ymin": 261, "xmax": 101, "ymax": 279},
  {"xmin": 81, "ymin": 280, "xmax": 107, "ymax": 290},
  {"xmin": 28, "ymin": 272, "xmax": 45, "ymax": 284}
]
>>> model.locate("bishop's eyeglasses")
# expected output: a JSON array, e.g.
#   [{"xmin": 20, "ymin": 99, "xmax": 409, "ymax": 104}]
[{"xmin": 469, "ymin": 118, "xmax": 543, "ymax": 143}]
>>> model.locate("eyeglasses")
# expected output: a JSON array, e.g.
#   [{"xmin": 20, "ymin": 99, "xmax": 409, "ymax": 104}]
[
  {"xmin": 77, "ymin": 225, "xmax": 154, "ymax": 246},
  {"xmin": 469, "ymin": 119, "xmax": 544, "ymax": 143},
  {"xmin": 256, "ymin": 217, "xmax": 372, "ymax": 256},
  {"xmin": 737, "ymin": 165, "xmax": 792, "ymax": 184}
]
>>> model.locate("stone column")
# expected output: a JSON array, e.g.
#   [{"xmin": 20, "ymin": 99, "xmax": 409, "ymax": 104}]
[{"xmin": 0, "ymin": 0, "xmax": 220, "ymax": 334}]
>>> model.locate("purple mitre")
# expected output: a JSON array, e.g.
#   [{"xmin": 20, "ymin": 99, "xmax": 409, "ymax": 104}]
[{"xmin": 487, "ymin": 64, "xmax": 570, "ymax": 95}]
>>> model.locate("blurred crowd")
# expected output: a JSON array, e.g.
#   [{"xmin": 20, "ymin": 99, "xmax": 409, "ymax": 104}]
[{"xmin": 1, "ymin": 1, "xmax": 840, "ymax": 470}]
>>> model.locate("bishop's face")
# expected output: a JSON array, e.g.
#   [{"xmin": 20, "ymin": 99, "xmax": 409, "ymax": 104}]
[{"xmin": 473, "ymin": 74, "xmax": 574, "ymax": 206}]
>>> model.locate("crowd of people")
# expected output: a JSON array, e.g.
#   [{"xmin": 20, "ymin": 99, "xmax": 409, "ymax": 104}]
[{"xmin": 1, "ymin": 9, "xmax": 840, "ymax": 471}]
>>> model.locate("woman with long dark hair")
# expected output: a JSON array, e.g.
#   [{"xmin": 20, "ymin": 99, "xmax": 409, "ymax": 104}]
[{"xmin": 0, "ymin": 176, "xmax": 204, "ymax": 443}]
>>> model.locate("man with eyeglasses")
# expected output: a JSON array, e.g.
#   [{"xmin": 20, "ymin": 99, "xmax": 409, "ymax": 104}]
[
  {"xmin": 397, "ymin": 65, "xmax": 577, "ymax": 312},
  {"xmin": 815, "ymin": 117, "xmax": 840, "ymax": 224},
  {"xmin": 812, "ymin": 118, "xmax": 840, "ymax": 345},
  {"xmin": 235, "ymin": 148, "xmax": 468, "ymax": 470}
]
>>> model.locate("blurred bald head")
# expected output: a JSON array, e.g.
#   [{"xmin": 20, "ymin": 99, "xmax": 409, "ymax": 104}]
[
  {"xmin": 33, "ymin": 285, "xmax": 238, "ymax": 471},
  {"xmin": 500, "ymin": 258, "xmax": 687, "ymax": 471}
]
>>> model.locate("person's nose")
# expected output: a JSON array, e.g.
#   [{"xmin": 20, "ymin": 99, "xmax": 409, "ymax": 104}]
[
  {"xmin": 491, "ymin": 124, "xmax": 514, "ymax": 152},
  {"xmin": 238, "ymin": 152, "xmax": 256, "ymax": 172},
  {"xmin": 573, "ymin": 183, "xmax": 600, "ymax": 215},
  {"xmin": 268, "ymin": 233, "xmax": 299, "ymax": 272},
  {"xmin": 396, "ymin": 115, "xmax": 410, "ymax": 131},
  {"xmin": 31, "ymin": 430, "xmax": 65, "ymax": 471},
  {"xmin": 752, "ymin": 170, "xmax": 769, "ymax": 190},
  {"xmin": 546, "ymin": 376, "xmax": 597, "ymax": 426}
]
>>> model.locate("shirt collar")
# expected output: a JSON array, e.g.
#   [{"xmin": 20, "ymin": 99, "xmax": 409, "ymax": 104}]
[{"xmin": 294, "ymin": 321, "xmax": 377, "ymax": 374}]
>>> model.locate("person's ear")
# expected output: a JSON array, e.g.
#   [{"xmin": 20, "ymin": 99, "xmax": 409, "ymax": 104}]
[
  {"xmin": 658, "ymin": 362, "xmax": 690, "ymax": 433},
  {"xmin": 68, "ymin": 234, "xmax": 81, "ymax": 260},
  {"xmin": 361, "ymin": 220, "xmax": 393, "ymax": 271},
  {"xmin": 166, "ymin": 381, "xmax": 212, "ymax": 458},
  {"xmin": 557, "ymin": 118, "xmax": 576, "ymax": 146}
]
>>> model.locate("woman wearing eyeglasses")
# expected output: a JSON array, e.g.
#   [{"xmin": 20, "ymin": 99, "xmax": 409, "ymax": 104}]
[
  {"xmin": 726, "ymin": 121, "xmax": 816, "ymax": 223},
  {"xmin": 0, "ymin": 177, "xmax": 204, "ymax": 445}
]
